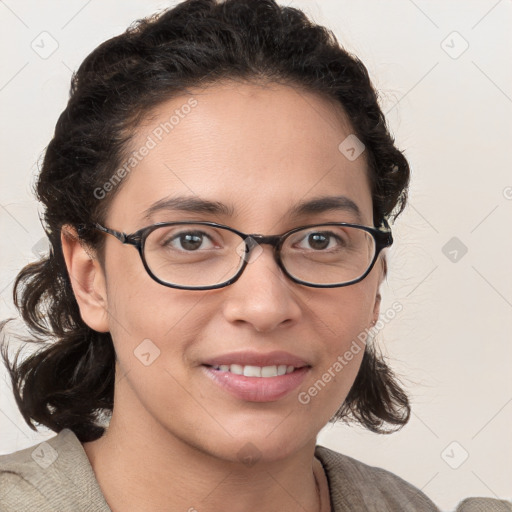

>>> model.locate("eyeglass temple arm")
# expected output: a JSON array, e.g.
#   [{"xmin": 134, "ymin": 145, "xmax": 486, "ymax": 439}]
[
  {"xmin": 376, "ymin": 218, "xmax": 393, "ymax": 250},
  {"xmin": 378, "ymin": 217, "xmax": 391, "ymax": 231},
  {"xmin": 78, "ymin": 223, "xmax": 132, "ymax": 244}
]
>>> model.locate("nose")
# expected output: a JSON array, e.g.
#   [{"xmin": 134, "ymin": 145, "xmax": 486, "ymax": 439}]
[{"xmin": 221, "ymin": 244, "xmax": 303, "ymax": 333}]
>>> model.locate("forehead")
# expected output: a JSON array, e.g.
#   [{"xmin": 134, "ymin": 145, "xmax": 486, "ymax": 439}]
[{"xmin": 106, "ymin": 81, "xmax": 373, "ymax": 228}]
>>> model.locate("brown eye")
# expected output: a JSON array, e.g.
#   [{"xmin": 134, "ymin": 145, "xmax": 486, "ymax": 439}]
[
  {"xmin": 306, "ymin": 233, "xmax": 330, "ymax": 250},
  {"xmin": 292, "ymin": 230, "xmax": 345, "ymax": 251},
  {"xmin": 168, "ymin": 232, "xmax": 209, "ymax": 251}
]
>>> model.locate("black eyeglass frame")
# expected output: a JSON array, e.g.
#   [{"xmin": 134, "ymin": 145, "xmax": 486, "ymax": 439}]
[{"xmin": 78, "ymin": 219, "xmax": 393, "ymax": 290}]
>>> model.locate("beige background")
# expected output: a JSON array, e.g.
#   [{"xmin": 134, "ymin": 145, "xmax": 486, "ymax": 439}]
[{"xmin": 1, "ymin": 1, "xmax": 511, "ymax": 510}]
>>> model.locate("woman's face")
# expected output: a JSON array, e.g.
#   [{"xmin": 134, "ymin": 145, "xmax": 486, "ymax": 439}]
[{"xmin": 78, "ymin": 82, "xmax": 383, "ymax": 461}]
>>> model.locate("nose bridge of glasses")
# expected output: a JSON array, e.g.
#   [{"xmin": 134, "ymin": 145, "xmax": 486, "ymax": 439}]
[
  {"xmin": 245, "ymin": 234, "xmax": 281, "ymax": 248},
  {"xmin": 238, "ymin": 234, "xmax": 282, "ymax": 268}
]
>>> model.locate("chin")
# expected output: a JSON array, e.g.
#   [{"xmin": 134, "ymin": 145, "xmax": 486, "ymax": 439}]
[{"xmin": 203, "ymin": 422, "xmax": 316, "ymax": 465}]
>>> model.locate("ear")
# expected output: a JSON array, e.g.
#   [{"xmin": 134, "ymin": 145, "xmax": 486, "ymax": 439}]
[
  {"xmin": 371, "ymin": 290, "xmax": 381, "ymax": 327},
  {"xmin": 371, "ymin": 256, "xmax": 386, "ymax": 326},
  {"xmin": 60, "ymin": 225, "xmax": 110, "ymax": 333}
]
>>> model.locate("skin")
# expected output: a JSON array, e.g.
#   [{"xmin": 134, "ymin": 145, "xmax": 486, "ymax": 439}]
[{"xmin": 61, "ymin": 81, "xmax": 384, "ymax": 512}]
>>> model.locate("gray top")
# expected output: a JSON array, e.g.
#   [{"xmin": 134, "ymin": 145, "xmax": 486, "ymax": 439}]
[{"xmin": 0, "ymin": 428, "xmax": 510, "ymax": 511}]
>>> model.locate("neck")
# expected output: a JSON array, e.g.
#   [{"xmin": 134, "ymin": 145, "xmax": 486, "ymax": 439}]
[{"xmin": 82, "ymin": 379, "xmax": 323, "ymax": 512}]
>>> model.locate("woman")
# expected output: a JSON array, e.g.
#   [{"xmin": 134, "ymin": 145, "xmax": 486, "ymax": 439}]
[{"xmin": 0, "ymin": 0, "xmax": 467, "ymax": 510}]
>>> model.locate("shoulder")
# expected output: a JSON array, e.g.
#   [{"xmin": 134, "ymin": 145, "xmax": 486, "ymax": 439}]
[
  {"xmin": 455, "ymin": 498, "xmax": 512, "ymax": 511},
  {"xmin": 0, "ymin": 428, "xmax": 111, "ymax": 512},
  {"xmin": 315, "ymin": 445, "xmax": 440, "ymax": 511}
]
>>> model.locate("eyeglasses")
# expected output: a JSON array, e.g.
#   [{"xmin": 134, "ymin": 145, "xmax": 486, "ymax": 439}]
[{"xmin": 78, "ymin": 220, "xmax": 392, "ymax": 290}]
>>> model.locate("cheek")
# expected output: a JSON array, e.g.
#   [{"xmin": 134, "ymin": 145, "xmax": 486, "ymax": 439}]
[
  {"xmin": 103, "ymin": 251, "xmax": 194, "ymax": 362},
  {"xmin": 104, "ymin": 277, "xmax": 209, "ymax": 426},
  {"xmin": 303, "ymin": 283, "xmax": 377, "ymax": 409},
  {"xmin": 316, "ymin": 280, "xmax": 377, "ymax": 348}
]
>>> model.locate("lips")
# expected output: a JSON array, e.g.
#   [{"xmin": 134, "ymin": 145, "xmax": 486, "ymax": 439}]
[
  {"xmin": 201, "ymin": 350, "xmax": 311, "ymax": 402},
  {"xmin": 202, "ymin": 350, "xmax": 310, "ymax": 369}
]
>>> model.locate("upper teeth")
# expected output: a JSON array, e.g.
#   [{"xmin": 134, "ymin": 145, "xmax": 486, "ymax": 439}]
[{"xmin": 212, "ymin": 364, "xmax": 296, "ymax": 377}]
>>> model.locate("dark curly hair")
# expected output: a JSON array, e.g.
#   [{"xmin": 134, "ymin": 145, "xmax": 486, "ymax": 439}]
[{"xmin": 1, "ymin": 0, "xmax": 410, "ymax": 443}]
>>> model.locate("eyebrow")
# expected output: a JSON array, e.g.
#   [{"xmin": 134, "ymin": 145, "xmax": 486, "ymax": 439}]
[
  {"xmin": 142, "ymin": 194, "xmax": 362, "ymax": 223},
  {"xmin": 142, "ymin": 196, "xmax": 234, "ymax": 220},
  {"xmin": 287, "ymin": 195, "xmax": 362, "ymax": 222}
]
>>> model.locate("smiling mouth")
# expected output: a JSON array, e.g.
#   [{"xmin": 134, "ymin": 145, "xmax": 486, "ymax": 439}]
[
  {"xmin": 206, "ymin": 364, "xmax": 301, "ymax": 378},
  {"xmin": 202, "ymin": 360, "xmax": 310, "ymax": 402}
]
